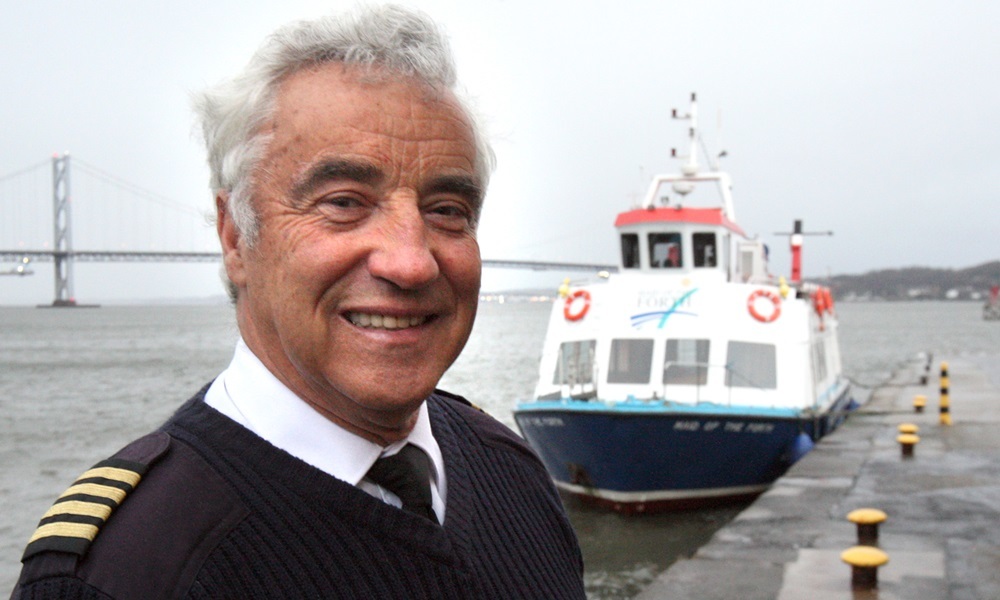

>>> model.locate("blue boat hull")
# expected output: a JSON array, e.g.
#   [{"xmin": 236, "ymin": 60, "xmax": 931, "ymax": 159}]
[{"xmin": 514, "ymin": 387, "xmax": 853, "ymax": 513}]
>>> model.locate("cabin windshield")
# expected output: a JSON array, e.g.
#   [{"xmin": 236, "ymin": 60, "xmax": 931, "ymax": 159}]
[
  {"xmin": 621, "ymin": 234, "xmax": 640, "ymax": 269},
  {"xmin": 693, "ymin": 232, "xmax": 717, "ymax": 267},
  {"xmin": 649, "ymin": 233, "xmax": 682, "ymax": 268}
]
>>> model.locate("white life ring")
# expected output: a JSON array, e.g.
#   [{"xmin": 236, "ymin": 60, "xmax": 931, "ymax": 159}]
[{"xmin": 747, "ymin": 289, "xmax": 781, "ymax": 323}]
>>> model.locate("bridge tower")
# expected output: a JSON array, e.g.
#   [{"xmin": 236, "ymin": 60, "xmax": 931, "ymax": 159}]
[{"xmin": 51, "ymin": 153, "xmax": 76, "ymax": 306}]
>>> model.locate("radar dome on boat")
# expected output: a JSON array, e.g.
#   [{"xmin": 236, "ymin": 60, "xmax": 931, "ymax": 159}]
[{"xmin": 672, "ymin": 181, "xmax": 695, "ymax": 196}]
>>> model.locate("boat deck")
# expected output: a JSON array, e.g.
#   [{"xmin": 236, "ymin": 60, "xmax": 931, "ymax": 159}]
[{"xmin": 637, "ymin": 355, "xmax": 1000, "ymax": 599}]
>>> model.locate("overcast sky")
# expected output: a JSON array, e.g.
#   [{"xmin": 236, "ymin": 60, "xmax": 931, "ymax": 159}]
[{"xmin": 2, "ymin": 0, "xmax": 998, "ymax": 305}]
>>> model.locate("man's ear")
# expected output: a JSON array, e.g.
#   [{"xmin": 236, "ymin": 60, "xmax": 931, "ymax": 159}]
[{"xmin": 216, "ymin": 192, "xmax": 246, "ymax": 288}]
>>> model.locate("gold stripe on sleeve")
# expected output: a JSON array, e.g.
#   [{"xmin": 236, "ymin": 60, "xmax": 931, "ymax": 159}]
[
  {"xmin": 78, "ymin": 466, "xmax": 142, "ymax": 487},
  {"xmin": 28, "ymin": 522, "xmax": 100, "ymax": 545},
  {"xmin": 42, "ymin": 500, "xmax": 114, "ymax": 521},
  {"xmin": 58, "ymin": 483, "xmax": 128, "ymax": 504}
]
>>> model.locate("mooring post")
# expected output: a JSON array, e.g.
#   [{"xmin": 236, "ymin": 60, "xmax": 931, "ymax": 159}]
[{"xmin": 939, "ymin": 361, "xmax": 951, "ymax": 426}]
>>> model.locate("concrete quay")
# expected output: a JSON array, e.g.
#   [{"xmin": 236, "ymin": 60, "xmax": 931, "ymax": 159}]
[{"xmin": 637, "ymin": 356, "xmax": 1000, "ymax": 600}]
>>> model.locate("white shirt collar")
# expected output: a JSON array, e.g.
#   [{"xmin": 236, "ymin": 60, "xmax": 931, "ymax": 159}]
[{"xmin": 205, "ymin": 338, "xmax": 446, "ymax": 516}]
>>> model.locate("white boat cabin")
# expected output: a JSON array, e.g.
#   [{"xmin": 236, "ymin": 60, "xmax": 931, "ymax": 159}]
[
  {"xmin": 533, "ymin": 106, "xmax": 846, "ymax": 416},
  {"xmin": 615, "ymin": 204, "xmax": 770, "ymax": 285}
]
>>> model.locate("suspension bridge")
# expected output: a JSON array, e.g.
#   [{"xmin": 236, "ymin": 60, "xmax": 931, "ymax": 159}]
[{"xmin": 1, "ymin": 156, "xmax": 615, "ymax": 306}]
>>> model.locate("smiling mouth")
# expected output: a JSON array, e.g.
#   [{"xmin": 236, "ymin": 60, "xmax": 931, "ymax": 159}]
[{"xmin": 347, "ymin": 312, "xmax": 429, "ymax": 330}]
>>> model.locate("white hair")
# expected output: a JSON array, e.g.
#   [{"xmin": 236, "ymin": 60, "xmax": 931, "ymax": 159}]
[{"xmin": 194, "ymin": 4, "xmax": 495, "ymax": 248}]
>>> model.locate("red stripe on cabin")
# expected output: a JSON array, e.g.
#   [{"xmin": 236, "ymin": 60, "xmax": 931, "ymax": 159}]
[{"xmin": 614, "ymin": 207, "xmax": 746, "ymax": 236}]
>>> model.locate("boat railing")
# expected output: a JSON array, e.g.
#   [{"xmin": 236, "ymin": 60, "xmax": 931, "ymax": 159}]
[
  {"xmin": 723, "ymin": 363, "xmax": 774, "ymax": 403},
  {"xmin": 658, "ymin": 361, "xmax": 776, "ymax": 406},
  {"xmin": 660, "ymin": 360, "xmax": 711, "ymax": 403},
  {"xmin": 559, "ymin": 379, "xmax": 598, "ymax": 401}
]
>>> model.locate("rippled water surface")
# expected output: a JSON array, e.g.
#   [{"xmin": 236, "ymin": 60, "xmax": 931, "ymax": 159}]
[{"xmin": 2, "ymin": 300, "xmax": 997, "ymax": 597}]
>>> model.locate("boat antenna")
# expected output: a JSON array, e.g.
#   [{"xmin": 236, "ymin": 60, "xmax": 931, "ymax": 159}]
[
  {"xmin": 711, "ymin": 108, "xmax": 727, "ymax": 171},
  {"xmin": 671, "ymin": 92, "xmax": 699, "ymax": 176},
  {"xmin": 700, "ymin": 133, "xmax": 728, "ymax": 171},
  {"xmin": 651, "ymin": 93, "xmax": 736, "ymax": 220}
]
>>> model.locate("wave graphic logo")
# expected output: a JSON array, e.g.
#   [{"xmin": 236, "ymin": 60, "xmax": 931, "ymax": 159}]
[{"xmin": 630, "ymin": 288, "xmax": 699, "ymax": 329}]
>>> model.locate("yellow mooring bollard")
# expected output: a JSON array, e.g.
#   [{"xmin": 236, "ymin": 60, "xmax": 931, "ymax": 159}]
[
  {"xmin": 939, "ymin": 361, "xmax": 952, "ymax": 426},
  {"xmin": 847, "ymin": 508, "xmax": 888, "ymax": 546},
  {"xmin": 913, "ymin": 394, "xmax": 926, "ymax": 413},
  {"xmin": 897, "ymin": 433, "xmax": 920, "ymax": 458},
  {"xmin": 841, "ymin": 546, "xmax": 890, "ymax": 591}
]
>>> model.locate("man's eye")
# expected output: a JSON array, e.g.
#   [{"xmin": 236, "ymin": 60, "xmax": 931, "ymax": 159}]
[
  {"xmin": 317, "ymin": 194, "xmax": 369, "ymax": 223},
  {"xmin": 323, "ymin": 195, "xmax": 362, "ymax": 209},
  {"xmin": 430, "ymin": 204, "xmax": 466, "ymax": 217},
  {"xmin": 426, "ymin": 202, "xmax": 473, "ymax": 230}
]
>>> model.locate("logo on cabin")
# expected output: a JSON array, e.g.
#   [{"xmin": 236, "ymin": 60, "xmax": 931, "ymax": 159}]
[{"xmin": 630, "ymin": 288, "xmax": 699, "ymax": 329}]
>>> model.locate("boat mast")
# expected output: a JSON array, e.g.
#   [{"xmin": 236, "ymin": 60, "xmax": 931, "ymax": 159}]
[
  {"xmin": 774, "ymin": 220, "xmax": 834, "ymax": 284},
  {"xmin": 643, "ymin": 93, "xmax": 736, "ymax": 221},
  {"xmin": 674, "ymin": 93, "xmax": 700, "ymax": 176}
]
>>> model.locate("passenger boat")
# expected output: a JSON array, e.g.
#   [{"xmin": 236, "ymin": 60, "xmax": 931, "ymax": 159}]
[{"xmin": 513, "ymin": 94, "xmax": 854, "ymax": 513}]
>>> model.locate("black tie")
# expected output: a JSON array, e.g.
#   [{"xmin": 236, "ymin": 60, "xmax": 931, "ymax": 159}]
[{"xmin": 365, "ymin": 444, "xmax": 438, "ymax": 524}]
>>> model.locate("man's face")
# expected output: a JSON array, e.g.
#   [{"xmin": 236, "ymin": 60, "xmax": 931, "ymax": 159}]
[
  {"xmin": 668, "ymin": 245, "xmax": 679, "ymax": 265},
  {"xmin": 219, "ymin": 63, "xmax": 482, "ymax": 444}
]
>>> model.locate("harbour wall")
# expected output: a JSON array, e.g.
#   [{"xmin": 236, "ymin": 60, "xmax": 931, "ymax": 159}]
[{"xmin": 637, "ymin": 355, "xmax": 1000, "ymax": 599}]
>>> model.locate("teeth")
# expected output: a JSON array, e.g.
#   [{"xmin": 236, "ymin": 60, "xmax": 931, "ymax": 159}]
[{"xmin": 348, "ymin": 313, "xmax": 427, "ymax": 330}]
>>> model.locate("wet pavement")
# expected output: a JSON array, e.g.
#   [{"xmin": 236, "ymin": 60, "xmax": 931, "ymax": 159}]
[{"xmin": 637, "ymin": 356, "xmax": 1000, "ymax": 599}]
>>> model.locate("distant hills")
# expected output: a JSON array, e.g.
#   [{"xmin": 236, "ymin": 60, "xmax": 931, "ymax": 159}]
[
  {"xmin": 484, "ymin": 261, "xmax": 1000, "ymax": 302},
  {"xmin": 824, "ymin": 261, "xmax": 1000, "ymax": 301}
]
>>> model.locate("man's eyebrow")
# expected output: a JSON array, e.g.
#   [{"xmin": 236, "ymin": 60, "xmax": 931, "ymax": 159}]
[
  {"xmin": 422, "ymin": 175, "xmax": 485, "ymax": 210},
  {"xmin": 291, "ymin": 159, "xmax": 384, "ymax": 199}
]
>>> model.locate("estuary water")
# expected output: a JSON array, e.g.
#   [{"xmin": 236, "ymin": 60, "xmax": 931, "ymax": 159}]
[{"xmin": 1, "ymin": 300, "xmax": 998, "ymax": 597}]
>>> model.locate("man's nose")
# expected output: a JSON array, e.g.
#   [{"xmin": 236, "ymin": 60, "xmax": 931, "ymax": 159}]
[{"xmin": 367, "ymin": 198, "xmax": 440, "ymax": 289}]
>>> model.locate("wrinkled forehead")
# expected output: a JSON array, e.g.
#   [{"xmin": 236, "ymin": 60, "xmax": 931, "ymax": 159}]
[
  {"xmin": 270, "ymin": 62, "xmax": 479, "ymax": 171},
  {"xmin": 252, "ymin": 62, "xmax": 483, "ymax": 213},
  {"xmin": 275, "ymin": 62, "xmax": 472, "ymax": 134}
]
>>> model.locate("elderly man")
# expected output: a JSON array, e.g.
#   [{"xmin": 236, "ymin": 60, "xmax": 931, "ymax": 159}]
[{"xmin": 12, "ymin": 6, "xmax": 585, "ymax": 599}]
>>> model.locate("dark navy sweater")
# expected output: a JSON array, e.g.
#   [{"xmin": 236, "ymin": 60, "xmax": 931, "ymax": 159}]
[{"xmin": 13, "ymin": 389, "xmax": 585, "ymax": 599}]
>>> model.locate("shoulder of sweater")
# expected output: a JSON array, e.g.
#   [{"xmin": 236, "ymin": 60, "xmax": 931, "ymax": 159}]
[
  {"xmin": 429, "ymin": 389, "xmax": 545, "ymax": 467},
  {"xmin": 15, "ymin": 428, "xmax": 248, "ymax": 600}
]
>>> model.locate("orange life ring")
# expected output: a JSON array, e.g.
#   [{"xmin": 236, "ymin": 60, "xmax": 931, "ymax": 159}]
[
  {"xmin": 564, "ymin": 290, "xmax": 591, "ymax": 321},
  {"xmin": 813, "ymin": 290, "xmax": 826, "ymax": 316},
  {"xmin": 813, "ymin": 287, "xmax": 835, "ymax": 316},
  {"xmin": 747, "ymin": 289, "xmax": 781, "ymax": 323}
]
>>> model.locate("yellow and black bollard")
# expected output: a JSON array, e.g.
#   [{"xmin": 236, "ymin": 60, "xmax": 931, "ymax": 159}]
[
  {"xmin": 841, "ymin": 546, "xmax": 890, "ymax": 591},
  {"xmin": 939, "ymin": 361, "xmax": 952, "ymax": 426},
  {"xmin": 913, "ymin": 394, "xmax": 926, "ymax": 413}
]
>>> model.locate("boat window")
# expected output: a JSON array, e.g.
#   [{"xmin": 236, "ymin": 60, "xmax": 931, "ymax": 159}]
[
  {"xmin": 553, "ymin": 340, "xmax": 596, "ymax": 385},
  {"xmin": 739, "ymin": 247, "xmax": 755, "ymax": 281},
  {"xmin": 607, "ymin": 339, "xmax": 654, "ymax": 384},
  {"xmin": 649, "ymin": 233, "xmax": 682, "ymax": 268},
  {"xmin": 693, "ymin": 232, "xmax": 717, "ymax": 267},
  {"xmin": 722, "ymin": 234, "xmax": 731, "ymax": 277},
  {"xmin": 725, "ymin": 341, "xmax": 777, "ymax": 389},
  {"xmin": 621, "ymin": 234, "xmax": 640, "ymax": 269},
  {"xmin": 663, "ymin": 339, "xmax": 710, "ymax": 385},
  {"xmin": 812, "ymin": 339, "xmax": 827, "ymax": 382}
]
